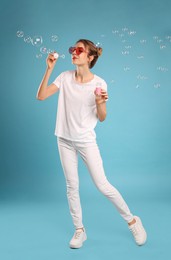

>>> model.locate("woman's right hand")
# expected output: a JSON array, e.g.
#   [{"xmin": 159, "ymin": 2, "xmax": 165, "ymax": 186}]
[{"xmin": 46, "ymin": 52, "xmax": 58, "ymax": 70}]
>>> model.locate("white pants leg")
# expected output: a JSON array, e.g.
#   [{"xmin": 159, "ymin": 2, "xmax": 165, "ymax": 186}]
[
  {"xmin": 77, "ymin": 140, "xmax": 134, "ymax": 223},
  {"xmin": 57, "ymin": 137, "xmax": 134, "ymax": 229},
  {"xmin": 57, "ymin": 137, "xmax": 84, "ymax": 229}
]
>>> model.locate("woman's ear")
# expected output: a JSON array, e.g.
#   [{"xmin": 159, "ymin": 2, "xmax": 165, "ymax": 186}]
[{"xmin": 88, "ymin": 55, "xmax": 94, "ymax": 63}]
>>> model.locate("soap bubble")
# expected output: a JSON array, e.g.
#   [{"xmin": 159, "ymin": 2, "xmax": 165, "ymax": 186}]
[
  {"xmin": 59, "ymin": 54, "xmax": 65, "ymax": 59},
  {"xmin": 124, "ymin": 67, "xmax": 130, "ymax": 71},
  {"xmin": 140, "ymin": 39, "xmax": 147, "ymax": 44},
  {"xmin": 137, "ymin": 74, "xmax": 148, "ymax": 80},
  {"xmin": 112, "ymin": 29, "xmax": 119, "ymax": 34},
  {"xmin": 51, "ymin": 35, "xmax": 59, "ymax": 42},
  {"xmin": 121, "ymin": 50, "xmax": 129, "ymax": 55},
  {"xmin": 162, "ymin": 67, "xmax": 168, "ymax": 72},
  {"xmin": 40, "ymin": 46, "xmax": 48, "ymax": 54},
  {"xmin": 122, "ymin": 27, "xmax": 128, "ymax": 32},
  {"xmin": 43, "ymin": 49, "xmax": 65, "ymax": 59},
  {"xmin": 16, "ymin": 30, "xmax": 24, "ymax": 37},
  {"xmin": 153, "ymin": 36, "xmax": 159, "ymax": 40},
  {"xmin": 125, "ymin": 45, "xmax": 131, "ymax": 49},
  {"xmin": 36, "ymin": 53, "xmax": 42, "ymax": 59},
  {"xmin": 160, "ymin": 45, "xmax": 166, "ymax": 50},
  {"xmin": 136, "ymin": 84, "xmax": 140, "ymax": 89},
  {"xmin": 157, "ymin": 66, "xmax": 168, "ymax": 72},
  {"xmin": 137, "ymin": 55, "xmax": 144, "ymax": 59},
  {"xmin": 24, "ymin": 36, "xmax": 32, "ymax": 43},
  {"xmin": 95, "ymin": 42, "xmax": 102, "ymax": 47},
  {"xmin": 50, "ymin": 52, "xmax": 65, "ymax": 59},
  {"xmin": 47, "ymin": 49, "xmax": 55, "ymax": 54},
  {"xmin": 157, "ymin": 39, "xmax": 163, "ymax": 43},
  {"xmin": 31, "ymin": 35, "xmax": 43, "ymax": 47},
  {"xmin": 128, "ymin": 30, "xmax": 136, "ymax": 36},
  {"xmin": 154, "ymin": 83, "xmax": 160, "ymax": 88}
]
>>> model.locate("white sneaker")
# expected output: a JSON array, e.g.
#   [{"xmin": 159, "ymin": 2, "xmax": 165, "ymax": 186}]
[
  {"xmin": 69, "ymin": 228, "xmax": 87, "ymax": 249},
  {"xmin": 128, "ymin": 216, "xmax": 147, "ymax": 246}
]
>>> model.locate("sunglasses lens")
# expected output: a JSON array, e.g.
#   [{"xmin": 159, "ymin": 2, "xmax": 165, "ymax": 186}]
[
  {"xmin": 76, "ymin": 47, "xmax": 84, "ymax": 55},
  {"xmin": 69, "ymin": 47, "xmax": 74, "ymax": 54},
  {"xmin": 68, "ymin": 47, "xmax": 85, "ymax": 55}
]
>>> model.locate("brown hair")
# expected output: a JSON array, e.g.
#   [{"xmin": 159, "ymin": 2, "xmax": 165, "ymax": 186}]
[{"xmin": 76, "ymin": 39, "xmax": 102, "ymax": 69}]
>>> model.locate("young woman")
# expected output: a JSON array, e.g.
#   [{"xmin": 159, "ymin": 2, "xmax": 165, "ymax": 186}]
[{"xmin": 36, "ymin": 39, "xmax": 147, "ymax": 249}]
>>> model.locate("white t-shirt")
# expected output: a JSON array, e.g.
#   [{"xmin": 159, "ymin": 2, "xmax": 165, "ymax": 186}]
[{"xmin": 53, "ymin": 70, "xmax": 107, "ymax": 142}]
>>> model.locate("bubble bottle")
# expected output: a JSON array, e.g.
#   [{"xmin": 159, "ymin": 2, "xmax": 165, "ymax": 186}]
[{"xmin": 95, "ymin": 82, "xmax": 102, "ymax": 96}]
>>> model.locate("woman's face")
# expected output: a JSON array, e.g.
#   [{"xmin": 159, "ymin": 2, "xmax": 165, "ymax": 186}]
[{"xmin": 71, "ymin": 42, "xmax": 93, "ymax": 68}]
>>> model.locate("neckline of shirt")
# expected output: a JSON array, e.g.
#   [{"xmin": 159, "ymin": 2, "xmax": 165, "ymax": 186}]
[{"xmin": 72, "ymin": 70, "xmax": 96, "ymax": 85}]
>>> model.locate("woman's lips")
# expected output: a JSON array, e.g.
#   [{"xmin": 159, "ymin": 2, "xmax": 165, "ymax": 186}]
[{"xmin": 72, "ymin": 56, "xmax": 78, "ymax": 60}]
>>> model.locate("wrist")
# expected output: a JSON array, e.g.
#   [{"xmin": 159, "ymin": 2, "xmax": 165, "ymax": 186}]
[
  {"xmin": 46, "ymin": 67, "xmax": 53, "ymax": 74},
  {"xmin": 96, "ymin": 100, "xmax": 105, "ymax": 105}
]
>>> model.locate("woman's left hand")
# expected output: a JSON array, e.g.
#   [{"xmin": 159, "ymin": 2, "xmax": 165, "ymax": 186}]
[{"xmin": 94, "ymin": 89, "xmax": 108, "ymax": 105}]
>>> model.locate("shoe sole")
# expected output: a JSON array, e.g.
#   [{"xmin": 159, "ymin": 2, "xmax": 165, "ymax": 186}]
[
  {"xmin": 69, "ymin": 234, "xmax": 87, "ymax": 249},
  {"xmin": 134, "ymin": 216, "xmax": 147, "ymax": 246}
]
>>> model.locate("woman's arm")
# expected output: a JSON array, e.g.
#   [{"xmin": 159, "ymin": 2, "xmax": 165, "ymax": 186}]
[
  {"xmin": 36, "ymin": 53, "xmax": 59, "ymax": 100},
  {"xmin": 95, "ymin": 89, "xmax": 108, "ymax": 122}
]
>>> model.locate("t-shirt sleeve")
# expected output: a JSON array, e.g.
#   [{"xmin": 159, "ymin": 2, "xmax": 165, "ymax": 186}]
[
  {"xmin": 102, "ymin": 80, "xmax": 107, "ymax": 91},
  {"xmin": 53, "ymin": 72, "xmax": 65, "ymax": 89}
]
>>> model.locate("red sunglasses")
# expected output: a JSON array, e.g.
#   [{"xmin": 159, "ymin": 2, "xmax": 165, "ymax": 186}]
[{"xmin": 68, "ymin": 46, "xmax": 87, "ymax": 55}]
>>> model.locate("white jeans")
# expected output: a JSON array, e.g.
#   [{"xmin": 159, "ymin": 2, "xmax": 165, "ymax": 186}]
[{"xmin": 57, "ymin": 137, "xmax": 134, "ymax": 229}]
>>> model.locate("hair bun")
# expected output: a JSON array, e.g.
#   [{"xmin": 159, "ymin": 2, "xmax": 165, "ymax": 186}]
[{"xmin": 97, "ymin": 47, "xmax": 103, "ymax": 57}]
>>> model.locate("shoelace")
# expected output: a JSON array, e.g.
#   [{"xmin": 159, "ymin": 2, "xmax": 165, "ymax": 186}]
[
  {"xmin": 130, "ymin": 223, "xmax": 141, "ymax": 236},
  {"xmin": 74, "ymin": 231, "xmax": 83, "ymax": 239}
]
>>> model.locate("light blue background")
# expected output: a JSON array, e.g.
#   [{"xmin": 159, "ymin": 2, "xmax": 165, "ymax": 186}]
[{"xmin": 0, "ymin": 0, "xmax": 171, "ymax": 259}]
